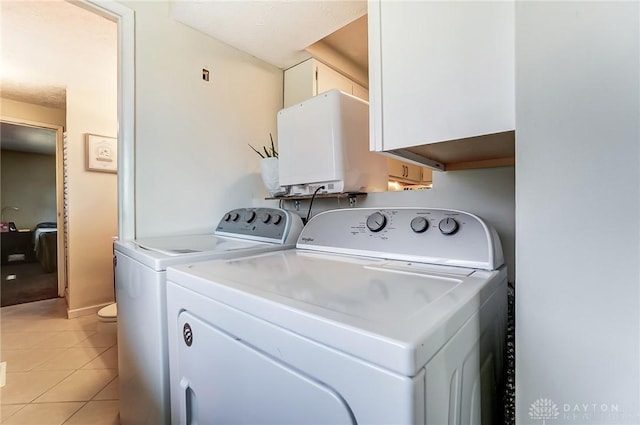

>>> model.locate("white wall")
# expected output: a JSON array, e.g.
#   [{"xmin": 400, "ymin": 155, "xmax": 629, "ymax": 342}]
[
  {"xmin": 121, "ymin": 1, "xmax": 283, "ymax": 238},
  {"xmin": 283, "ymin": 166, "xmax": 516, "ymax": 282},
  {"xmin": 122, "ymin": 1, "xmax": 514, "ymax": 272},
  {"xmin": 365, "ymin": 167, "xmax": 514, "ymax": 282},
  {"xmin": 65, "ymin": 73, "xmax": 118, "ymax": 312},
  {"xmin": 516, "ymin": 3, "xmax": 640, "ymax": 423}
]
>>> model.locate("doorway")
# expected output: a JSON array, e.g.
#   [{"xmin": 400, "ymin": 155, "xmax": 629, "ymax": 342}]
[
  {"xmin": 0, "ymin": 121, "xmax": 61, "ymax": 306},
  {"xmin": 0, "ymin": 0, "xmax": 134, "ymax": 314}
]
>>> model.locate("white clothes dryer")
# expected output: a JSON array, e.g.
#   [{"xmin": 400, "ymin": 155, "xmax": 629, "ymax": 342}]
[
  {"xmin": 166, "ymin": 207, "xmax": 508, "ymax": 425},
  {"xmin": 114, "ymin": 207, "xmax": 303, "ymax": 425}
]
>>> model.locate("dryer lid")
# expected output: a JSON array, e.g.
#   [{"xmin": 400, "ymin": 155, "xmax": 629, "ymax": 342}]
[{"xmin": 168, "ymin": 249, "xmax": 505, "ymax": 376}]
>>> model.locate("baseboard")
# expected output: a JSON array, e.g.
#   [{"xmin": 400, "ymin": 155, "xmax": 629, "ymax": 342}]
[{"xmin": 67, "ymin": 301, "xmax": 113, "ymax": 319}]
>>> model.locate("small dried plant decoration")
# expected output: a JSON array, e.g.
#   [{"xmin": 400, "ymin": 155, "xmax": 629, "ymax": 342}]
[{"xmin": 249, "ymin": 133, "xmax": 278, "ymax": 158}]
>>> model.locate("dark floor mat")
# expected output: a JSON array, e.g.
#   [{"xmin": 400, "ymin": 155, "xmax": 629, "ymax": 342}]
[{"xmin": 1, "ymin": 261, "xmax": 58, "ymax": 307}]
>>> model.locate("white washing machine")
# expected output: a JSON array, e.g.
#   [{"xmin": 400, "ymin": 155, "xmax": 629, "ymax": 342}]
[
  {"xmin": 166, "ymin": 207, "xmax": 508, "ymax": 425},
  {"xmin": 114, "ymin": 207, "xmax": 303, "ymax": 425}
]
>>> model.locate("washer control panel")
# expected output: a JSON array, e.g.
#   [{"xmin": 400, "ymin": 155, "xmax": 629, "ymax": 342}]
[
  {"xmin": 297, "ymin": 208, "xmax": 503, "ymax": 270},
  {"xmin": 216, "ymin": 208, "xmax": 302, "ymax": 244}
]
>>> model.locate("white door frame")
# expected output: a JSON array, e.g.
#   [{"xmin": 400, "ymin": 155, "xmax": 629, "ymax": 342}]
[
  {"xmin": 74, "ymin": 0, "xmax": 136, "ymax": 241},
  {"xmin": 55, "ymin": 127, "xmax": 65, "ymax": 296}
]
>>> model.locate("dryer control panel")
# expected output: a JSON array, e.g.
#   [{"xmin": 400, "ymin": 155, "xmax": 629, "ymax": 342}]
[
  {"xmin": 215, "ymin": 208, "xmax": 303, "ymax": 245},
  {"xmin": 297, "ymin": 208, "xmax": 504, "ymax": 270}
]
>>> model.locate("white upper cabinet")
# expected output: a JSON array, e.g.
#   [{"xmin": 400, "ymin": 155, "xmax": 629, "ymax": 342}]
[
  {"xmin": 284, "ymin": 58, "xmax": 368, "ymax": 108},
  {"xmin": 368, "ymin": 1, "xmax": 515, "ymax": 170}
]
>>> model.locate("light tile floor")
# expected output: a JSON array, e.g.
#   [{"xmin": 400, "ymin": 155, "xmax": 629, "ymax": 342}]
[{"xmin": 0, "ymin": 298, "xmax": 119, "ymax": 425}]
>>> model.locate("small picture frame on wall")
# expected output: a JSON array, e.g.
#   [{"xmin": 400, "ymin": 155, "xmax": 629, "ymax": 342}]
[{"xmin": 85, "ymin": 134, "xmax": 117, "ymax": 173}]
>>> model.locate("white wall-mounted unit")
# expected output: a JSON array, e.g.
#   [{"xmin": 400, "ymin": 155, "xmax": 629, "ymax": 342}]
[{"xmin": 277, "ymin": 89, "xmax": 387, "ymax": 196}]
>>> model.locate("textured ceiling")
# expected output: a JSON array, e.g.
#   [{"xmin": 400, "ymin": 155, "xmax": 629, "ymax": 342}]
[
  {"xmin": 1, "ymin": 1, "xmax": 367, "ymax": 110},
  {"xmin": 0, "ymin": 0, "xmax": 116, "ymax": 154},
  {"xmin": 170, "ymin": 0, "xmax": 367, "ymax": 70},
  {"xmin": 0, "ymin": 0, "xmax": 117, "ymax": 110},
  {"xmin": 0, "ymin": 1, "xmax": 367, "ymax": 155}
]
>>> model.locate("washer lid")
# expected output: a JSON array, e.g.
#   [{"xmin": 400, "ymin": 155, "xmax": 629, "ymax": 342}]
[
  {"xmin": 114, "ymin": 234, "xmax": 284, "ymax": 271},
  {"xmin": 134, "ymin": 234, "xmax": 257, "ymax": 256},
  {"xmin": 168, "ymin": 249, "xmax": 505, "ymax": 376}
]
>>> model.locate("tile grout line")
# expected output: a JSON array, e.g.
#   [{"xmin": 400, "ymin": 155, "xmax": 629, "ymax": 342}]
[{"xmin": 1, "ymin": 298, "xmax": 119, "ymax": 424}]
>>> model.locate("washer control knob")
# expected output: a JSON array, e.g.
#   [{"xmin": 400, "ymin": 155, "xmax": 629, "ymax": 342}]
[
  {"xmin": 223, "ymin": 213, "xmax": 232, "ymax": 222},
  {"xmin": 366, "ymin": 212, "xmax": 387, "ymax": 233},
  {"xmin": 272, "ymin": 214, "xmax": 283, "ymax": 225},
  {"xmin": 244, "ymin": 211, "xmax": 256, "ymax": 223},
  {"xmin": 410, "ymin": 216, "xmax": 429, "ymax": 233},
  {"xmin": 231, "ymin": 212, "xmax": 240, "ymax": 222},
  {"xmin": 438, "ymin": 217, "xmax": 459, "ymax": 235},
  {"xmin": 261, "ymin": 213, "xmax": 272, "ymax": 224}
]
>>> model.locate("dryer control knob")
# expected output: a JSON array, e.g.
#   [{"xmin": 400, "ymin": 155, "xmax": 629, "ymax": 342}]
[
  {"xmin": 231, "ymin": 212, "xmax": 240, "ymax": 222},
  {"xmin": 410, "ymin": 216, "xmax": 429, "ymax": 233},
  {"xmin": 366, "ymin": 212, "xmax": 387, "ymax": 233},
  {"xmin": 272, "ymin": 214, "xmax": 283, "ymax": 225},
  {"xmin": 223, "ymin": 213, "xmax": 232, "ymax": 222},
  {"xmin": 261, "ymin": 213, "xmax": 271, "ymax": 224},
  {"xmin": 438, "ymin": 217, "xmax": 459, "ymax": 235},
  {"xmin": 245, "ymin": 211, "xmax": 256, "ymax": 223}
]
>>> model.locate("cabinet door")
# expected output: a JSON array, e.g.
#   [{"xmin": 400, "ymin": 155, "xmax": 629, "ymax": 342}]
[
  {"xmin": 421, "ymin": 167, "xmax": 433, "ymax": 184},
  {"xmin": 387, "ymin": 158, "xmax": 405, "ymax": 181},
  {"xmin": 369, "ymin": 1, "xmax": 514, "ymax": 152},
  {"xmin": 352, "ymin": 82, "xmax": 369, "ymax": 102},
  {"xmin": 316, "ymin": 61, "xmax": 355, "ymax": 97},
  {"xmin": 1, "ymin": 231, "xmax": 33, "ymax": 264},
  {"xmin": 283, "ymin": 59, "xmax": 315, "ymax": 107},
  {"xmin": 387, "ymin": 158, "xmax": 421, "ymax": 183},
  {"xmin": 284, "ymin": 59, "xmax": 369, "ymax": 107},
  {"xmin": 405, "ymin": 163, "xmax": 421, "ymax": 182}
]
